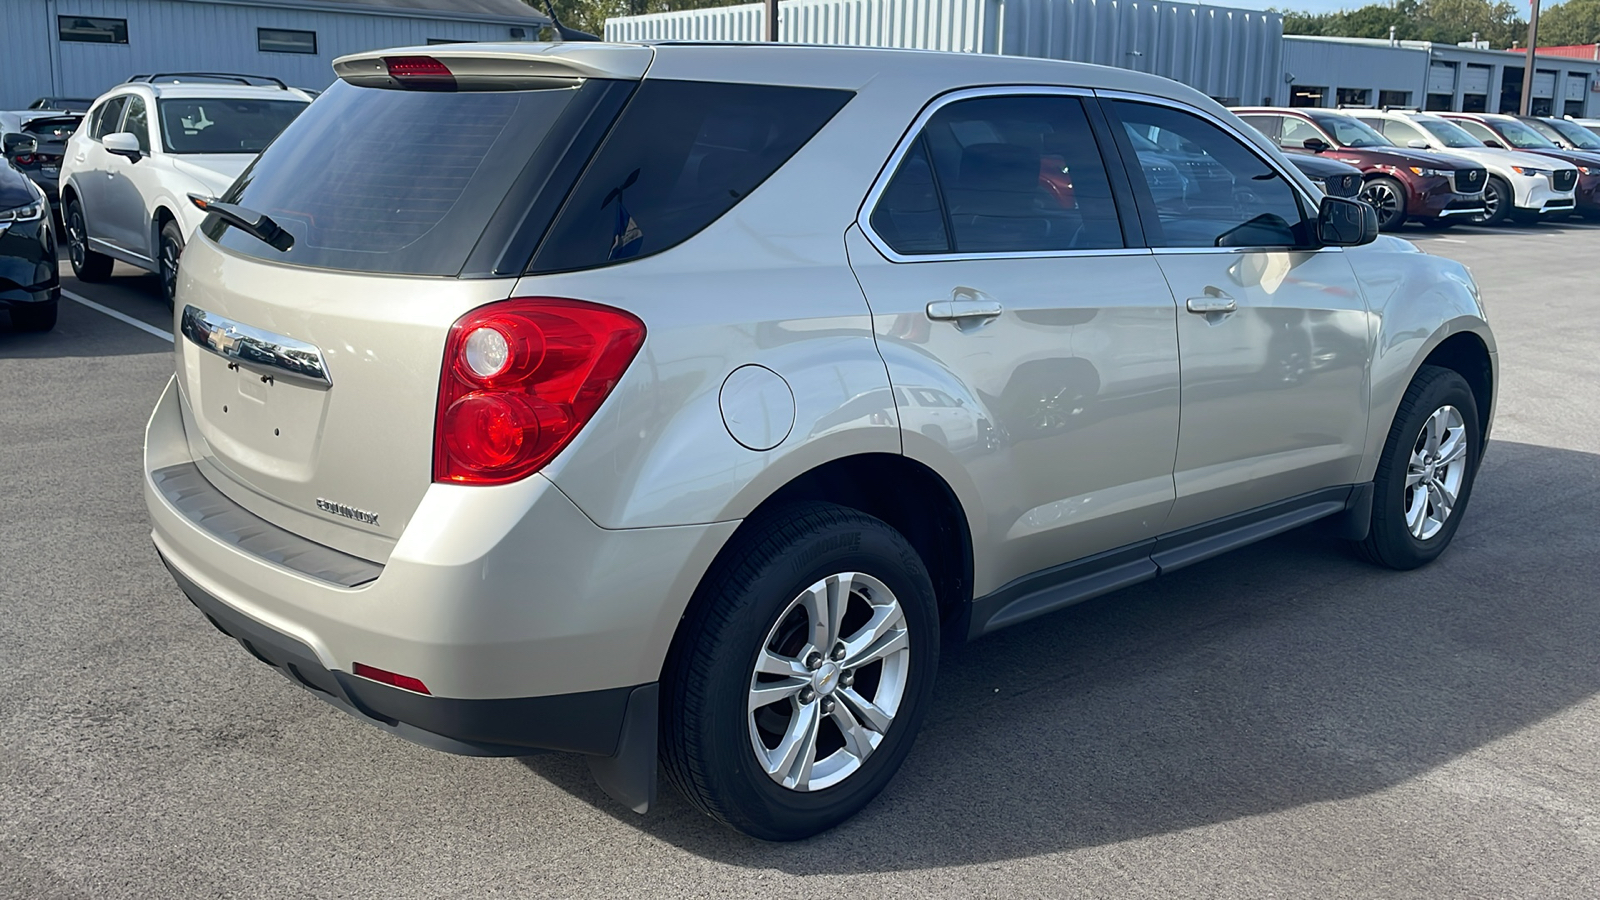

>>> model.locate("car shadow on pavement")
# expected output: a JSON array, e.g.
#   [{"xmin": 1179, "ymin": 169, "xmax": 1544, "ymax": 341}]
[{"xmin": 522, "ymin": 438, "xmax": 1600, "ymax": 871}]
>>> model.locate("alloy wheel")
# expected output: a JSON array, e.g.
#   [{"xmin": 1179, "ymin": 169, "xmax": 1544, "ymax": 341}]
[
  {"xmin": 747, "ymin": 571, "xmax": 911, "ymax": 792},
  {"xmin": 1361, "ymin": 181, "xmax": 1402, "ymax": 229},
  {"xmin": 160, "ymin": 237, "xmax": 180, "ymax": 305},
  {"xmin": 68, "ymin": 208, "xmax": 87, "ymax": 269},
  {"xmin": 1403, "ymin": 405, "xmax": 1468, "ymax": 541}
]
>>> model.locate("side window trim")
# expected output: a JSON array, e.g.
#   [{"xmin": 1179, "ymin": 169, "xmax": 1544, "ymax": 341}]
[
  {"xmin": 855, "ymin": 85, "xmax": 1150, "ymax": 263},
  {"xmin": 1092, "ymin": 89, "xmax": 1325, "ymax": 254}
]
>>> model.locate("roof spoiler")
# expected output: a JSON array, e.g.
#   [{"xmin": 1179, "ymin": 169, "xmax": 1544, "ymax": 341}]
[{"xmin": 333, "ymin": 45, "xmax": 652, "ymax": 90}]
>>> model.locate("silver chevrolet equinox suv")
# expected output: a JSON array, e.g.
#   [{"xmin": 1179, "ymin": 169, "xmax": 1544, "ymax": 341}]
[{"xmin": 145, "ymin": 43, "xmax": 1497, "ymax": 840}]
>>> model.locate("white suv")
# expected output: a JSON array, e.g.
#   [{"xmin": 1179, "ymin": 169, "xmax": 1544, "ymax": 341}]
[
  {"xmin": 59, "ymin": 75, "xmax": 311, "ymax": 305},
  {"xmin": 1351, "ymin": 108, "xmax": 1577, "ymax": 224}
]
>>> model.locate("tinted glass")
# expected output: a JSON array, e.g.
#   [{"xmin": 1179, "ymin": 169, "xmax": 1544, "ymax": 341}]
[
  {"xmin": 1417, "ymin": 118, "xmax": 1483, "ymax": 148},
  {"xmin": 1279, "ymin": 117, "xmax": 1326, "ymax": 149},
  {"xmin": 212, "ymin": 80, "xmax": 586, "ymax": 276},
  {"xmin": 913, "ymin": 95, "xmax": 1122, "ymax": 253},
  {"xmin": 259, "ymin": 28, "xmax": 316, "ymax": 54},
  {"xmin": 531, "ymin": 80, "xmax": 851, "ymax": 273},
  {"xmin": 1237, "ymin": 115, "xmax": 1280, "ymax": 141},
  {"xmin": 22, "ymin": 117, "xmax": 81, "ymax": 141},
  {"xmin": 1309, "ymin": 114, "xmax": 1391, "ymax": 148},
  {"xmin": 58, "ymin": 16, "xmax": 127, "ymax": 43},
  {"xmin": 1452, "ymin": 119, "xmax": 1500, "ymax": 145},
  {"xmin": 123, "ymin": 96, "xmax": 150, "ymax": 152},
  {"xmin": 1111, "ymin": 101, "xmax": 1309, "ymax": 249},
  {"xmin": 1540, "ymin": 117, "xmax": 1600, "ymax": 149},
  {"xmin": 1494, "ymin": 119, "xmax": 1558, "ymax": 150},
  {"xmin": 91, "ymin": 97, "xmax": 127, "ymax": 140},
  {"xmin": 157, "ymin": 98, "xmax": 306, "ymax": 154},
  {"xmin": 870, "ymin": 138, "xmax": 949, "ymax": 253}
]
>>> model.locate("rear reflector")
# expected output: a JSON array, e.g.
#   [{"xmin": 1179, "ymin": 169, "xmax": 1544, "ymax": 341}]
[
  {"xmin": 352, "ymin": 662, "xmax": 431, "ymax": 695},
  {"xmin": 384, "ymin": 56, "xmax": 456, "ymax": 92}
]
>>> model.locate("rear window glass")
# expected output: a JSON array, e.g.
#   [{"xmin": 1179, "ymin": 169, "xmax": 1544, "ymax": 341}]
[
  {"xmin": 23, "ymin": 118, "xmax": 81, "ymax": 141},
  {"xmin": 529, "ymin": 80, "xmax": 852, "ymax": 274},
  {"xmin": 210, "ymin": 80, "xmax": 587, "ymax": 276},
  {"xmin": 158, "ymin": 98, "xmax": 307, "ymax": 154}
]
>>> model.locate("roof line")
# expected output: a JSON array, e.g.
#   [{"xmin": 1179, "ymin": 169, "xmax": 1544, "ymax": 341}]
[{"xmin": 169, "ymin": 0, "xmax": 551, "ymax": 27}]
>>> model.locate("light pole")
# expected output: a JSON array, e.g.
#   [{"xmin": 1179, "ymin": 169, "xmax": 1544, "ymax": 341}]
[
  {"xmin": 1520, "ymin": 0, "xmax": 1542, "ymax": 114},
  {"xmin": 766, "ymin": 0, "xmax": 778, "ymax": 41}
]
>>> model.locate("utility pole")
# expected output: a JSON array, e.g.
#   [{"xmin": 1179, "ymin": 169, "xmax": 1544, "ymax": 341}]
[
  {"xmin": 766, "ymin": 0, "xmax": 778, "ymax": 41},
  {"xmin": 1520, "ymin": 0, "xmax": 1541, "ymax": 114}
]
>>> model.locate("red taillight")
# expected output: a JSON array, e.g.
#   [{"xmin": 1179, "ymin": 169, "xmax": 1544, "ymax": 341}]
[
  {"xmin": 13, "ymin": 154, "xmax": 34, "ymax": 166},
  {"xmin": 434, "ymin": 298, "xmax": 645, "ymax": 485},
  {"xmin": 352, "ymin": 662, "xmax": 431, "ymax": 695},
  {"xmin": 384, "ymin": 56, "xmax": 456, "ymax": 91}
]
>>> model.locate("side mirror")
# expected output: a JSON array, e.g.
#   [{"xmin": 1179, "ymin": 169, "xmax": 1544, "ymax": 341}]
[
  {"xmin": 1406, "ymin": 138, "xmax": 1429, "ymax": 149},
  {"xmin": 3, "ymin": 133, "xmax": 38, "ymax": 158},
  {"xmin": 103, "ymin": 131, "xmax": 142, "ymax": 160},
  {"xmin": 1484, "ymin": 139, "xmax": 1505, "ymax": 149},
  {"xmin": 1302, "ymin": 137, "xmax": 1331, "ymax": 152},
  {"xmin": 1318, "ymin": 195, "xmax": 1378, "ymax": 247}
]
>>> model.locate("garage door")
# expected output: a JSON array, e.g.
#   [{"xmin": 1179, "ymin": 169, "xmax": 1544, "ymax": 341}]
[
  {"xmin": 1462, "ymin": 65, "xmax": 1492, "ymax": 95},
  {"xmin": 1568, "ymin": 74, "xmax": 1588, "ymax": 101},
  {"xmin": 1428, "ymin": 62, "xmax": 1457, "ymax": 95},
  {"xmin": 1533, "ymin": 70, "xmax": 1557, "ymax": 99}
]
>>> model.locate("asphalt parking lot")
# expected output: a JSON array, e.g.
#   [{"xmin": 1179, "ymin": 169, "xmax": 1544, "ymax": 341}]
[{"xmin": 3, "ymin": 222, "xmax": 1599, "ymax": 898}]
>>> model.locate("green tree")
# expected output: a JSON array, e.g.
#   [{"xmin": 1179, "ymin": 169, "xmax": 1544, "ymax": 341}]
[
  {"xmin": 1277, "ymin": 0, "xmax": 1527, "ymax": 48},
  {"xmin": 1539, "ymin": 0, "xmax": 1600, "ymax": 46},
  {"xmin": 536, "ymin": 0, "xmax": 744, "ymax": 38}
]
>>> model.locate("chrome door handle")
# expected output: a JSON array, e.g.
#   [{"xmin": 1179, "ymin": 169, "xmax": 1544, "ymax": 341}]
[
  {"xmin": 927, "ymin": 298, "xmax": 1003, "ymax": 321},
  {"xmin": 1185, "ymin": 290, "xmax": 1237, "ymax": 314}
]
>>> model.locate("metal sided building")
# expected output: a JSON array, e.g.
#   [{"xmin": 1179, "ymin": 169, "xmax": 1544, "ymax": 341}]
[
  {"xmin": 0, "ymin": 0, "xmax": 550, "ymax": 109},
  {"xmin": 1282, "ymin": 36, "xmax": 1600, "ymax": 119},
  {"xmin": 604, "ymin": 0, "xmax": 1284, "ymax": 107}
]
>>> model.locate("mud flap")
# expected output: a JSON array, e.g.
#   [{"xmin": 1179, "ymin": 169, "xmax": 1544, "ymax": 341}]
[{"xmin": 586, "ymin": 682, "xmax": 658, "ymax": 814}]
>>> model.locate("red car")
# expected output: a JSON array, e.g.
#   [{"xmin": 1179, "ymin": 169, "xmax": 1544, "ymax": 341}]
[
  {"xmin": 1441, "ymin": 113, "xmax": 1600, "ymax": 220},
  {"xmin": 1234, "ymin": 107, "xmax": 1487, "ymax": 231}
]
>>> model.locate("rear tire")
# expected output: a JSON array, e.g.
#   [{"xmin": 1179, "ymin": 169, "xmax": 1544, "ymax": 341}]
[
  {"xmin": 66, "ymin": 198, "xmax": 113, "ymax": 283},
  {"xmin": 1357, "ymin": 365, "xmax": 1481, "ymax": 570},
  {"xmin": 8, "ymin": 294, "xmax": 59, "ymax": 332},
  {"xmin": 661, "ymin": 502, "xmax": 939, "ymax": 841},
  {"xmin": 1359, "ymin": 176, "xmax": 1408, "ymax": 231}
]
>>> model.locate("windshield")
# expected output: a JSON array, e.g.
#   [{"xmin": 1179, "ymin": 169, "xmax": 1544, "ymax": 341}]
[
  {"xmin": 1539, "ymin": 117, "xmax": 1600, "ymax": 150},
  {"xmin": 157, "ymin": 98, "xmax": 307, "ymax": 154},
  {"xmin": 1495, "ymin": 119, "xmax": 1558, "ymax": 150},
  {"xmin": 1310, "ymin": 115, "xmax": 1392, "ymax": 148},
  {"xmin": 1418, "ymin": 118, "xmax": 1485, "ymax": 149}
]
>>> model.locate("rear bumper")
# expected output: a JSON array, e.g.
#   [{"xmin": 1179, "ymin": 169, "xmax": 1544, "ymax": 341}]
[
  {"xmin": 163, "ymin": 551, "xmax": 648, "ymax": 757},
  {"xmin": 144, "ymin": 375, "xmax": 735, "ymax": 704}
]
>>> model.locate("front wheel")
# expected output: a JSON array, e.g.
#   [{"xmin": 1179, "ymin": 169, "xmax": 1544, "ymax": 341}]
[
  {"xmin": 1469, "ymin": 177, "xmax": 1512, "ymax": 225},
  {"xmin": 158, "ymin": 219, "xmax": 184, "ymax": 309},
  {"xmin": 1360, "ymin": 177, "xmax": 1408, "ymax": 231},
  {"xmin": 1357, "ymin": 365, "xmax": 1481, "ymax": 570},
  {"xmin": 661, "ymin": 502, "xmax": 939, "ymax": 840}
]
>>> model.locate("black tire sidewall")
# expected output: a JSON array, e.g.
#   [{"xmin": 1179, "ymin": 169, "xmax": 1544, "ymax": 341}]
[
  {"xmin": 1368, "ymin": 369, "xmax": 1481, "ymax": 569},
  {"xmin": 1484, "ymin": 178, "xmax": 1512, "ymax": 225},
  {"xmin": 159, "ymin": 221, "xmax": 184, "ymax": 308},
  {"xmin": 671, "ymin": 505, "xmax": 939, "ymax": 840}
]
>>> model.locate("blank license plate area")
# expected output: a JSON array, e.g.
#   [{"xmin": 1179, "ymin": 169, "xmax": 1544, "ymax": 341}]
[{"xmin": 193, "ymin": 352, "xmax": 328, "ymax": 478}]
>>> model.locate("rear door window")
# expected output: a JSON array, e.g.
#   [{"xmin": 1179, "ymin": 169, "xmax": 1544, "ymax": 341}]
[
  {"xmin": 91, "ymin": 96, "xmax": 128, "ymax": 140},
  {"xmin": 871, "ymin": 94, "xmax": 1124, "ymax": 255},
  {"xmin": 529, "ymin": 80, "xmax": 852, "ymax": 273}
]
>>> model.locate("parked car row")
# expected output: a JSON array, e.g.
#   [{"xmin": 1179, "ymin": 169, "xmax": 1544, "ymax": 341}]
[
  {"xmin": 1234, "ymin": 105, "xmax": 1600, "ymax": 230},
  {"xmin": 1, "ymin": 77, "xmax": 312, "ymax": 332}
]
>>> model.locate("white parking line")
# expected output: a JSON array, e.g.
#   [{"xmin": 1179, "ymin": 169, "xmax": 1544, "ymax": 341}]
[
  {"xmin": 1431, "ymin": 238, "xmax": 1469, "ymax": 244},
  {"xmin": 62, "ymin": 289, "xmax": 174, "ymax": 343}
]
